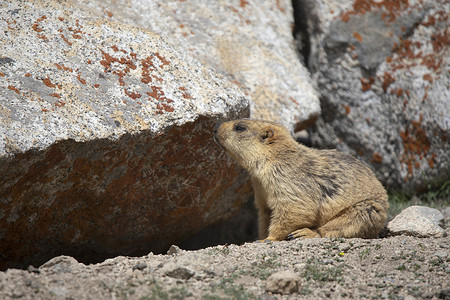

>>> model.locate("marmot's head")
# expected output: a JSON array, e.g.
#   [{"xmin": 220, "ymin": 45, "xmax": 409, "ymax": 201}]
[{"xmin": 214, "ymin": 119, "xmax": 296, "ymax": 172}]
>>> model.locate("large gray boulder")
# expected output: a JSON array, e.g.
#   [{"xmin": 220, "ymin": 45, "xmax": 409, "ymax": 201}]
[
  {"xmin": 0, "ymin": 0, "xmax": 250, "ymax": 269},
  {"xmin": 76, "ymin": 0, "xmax": 320, "ymax": 130},
  {"xmin": 297, "ymin": 0, "xmax": 449, "ymax": 191}
]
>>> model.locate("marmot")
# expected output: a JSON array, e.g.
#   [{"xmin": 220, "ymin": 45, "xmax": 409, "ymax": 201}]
[{"xmin": 214, "ymin": 119, "xmax": 389, "ymax": 241}]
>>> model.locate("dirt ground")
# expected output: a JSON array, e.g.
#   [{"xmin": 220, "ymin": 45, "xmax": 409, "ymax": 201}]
[{"xmin": 0, "ymin": 226, "xmax": 448, "ymax": 299}]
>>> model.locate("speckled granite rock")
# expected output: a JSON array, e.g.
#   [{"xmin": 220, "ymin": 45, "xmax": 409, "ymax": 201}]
[
  {"xmin": 0, "ymin": 0, "xmax": 250, "ymax": 269},
  {"xmin": 75, "ymin": 0, "xmax": 320, "ymax": 130},
  {"xmin": 297, "ymin": 0, "xmax": 449, "ymax": 191}
]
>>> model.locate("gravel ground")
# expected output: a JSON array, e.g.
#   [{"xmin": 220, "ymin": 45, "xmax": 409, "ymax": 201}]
[{"xmin": 0, "ymin": 228, "xmax": 448, "ymax": 299}]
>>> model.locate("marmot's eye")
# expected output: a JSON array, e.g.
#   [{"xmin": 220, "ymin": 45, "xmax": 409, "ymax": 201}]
[{"xmin": 234, "ymin": 124, "xmax": 246, "ymax": 132}]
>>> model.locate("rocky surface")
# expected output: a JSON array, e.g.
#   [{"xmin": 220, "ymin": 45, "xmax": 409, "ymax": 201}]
[
  {"xmin": 75, "ymin": 0, "xmax": 320, "ymax": 130},
  {"xmin": 387, "ymin": 205, "xmax": 445, "ymax": 238},
  {"xmin": 298, "ymin": 0, "xmax": 450, "ymax": 191},
  {"xmin": 0, "ymin": 223, "xmax": 448, "ymax": 299},
  {"xmin": 0, "ymin": 0, "xmax": 251, "ymax": 270}
]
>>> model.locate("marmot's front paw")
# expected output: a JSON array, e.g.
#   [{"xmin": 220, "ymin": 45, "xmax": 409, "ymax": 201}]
[{"xmin": 287, "ymin": 228, "xmax": 320, "ymax": 240}]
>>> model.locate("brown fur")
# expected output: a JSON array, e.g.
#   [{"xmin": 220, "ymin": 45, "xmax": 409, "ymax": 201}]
[{"xmin": 214, "ymin": 119, "xmax": 389, "ymax": 241}]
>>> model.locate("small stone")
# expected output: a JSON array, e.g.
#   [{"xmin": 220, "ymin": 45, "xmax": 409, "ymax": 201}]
[
  {"xmin": 132, "ymin": 262, "xmax": 147, "ymax": 271},
  {"xmin": 266, "ymin": 270, "xmax": 301, "ymax": 295},
  {"xmin": 338, "ymin": 243, "xmax": 351, "ymax": 252},
  {"xmin": 39, "ymin": 256, "xmax": 80, "ymax": 273},
  {"xmin": 27, "ymin": 265, "xmax": 40, "ymax": 274},
  {"xmin": 293, "ymin": 263, "xmax": 306, "ymax": 272},
  {"xmin": 433, "ymin": 251, "xmax": 448, "ymax": 259},
  {"xmin": 161, "ymin": 262, "xmax": 195, "ymax": 280},
  {"xmin": 167, "ymin": 245, "xmax": 181, "ymax": 255},
  {"xmin": 387, "ymin": 206, "xmax": 445, "ymax": 237}
]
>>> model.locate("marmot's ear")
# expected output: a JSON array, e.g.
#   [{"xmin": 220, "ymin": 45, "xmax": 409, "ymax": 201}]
[{"xmin": 261, "ymin": 128, "xmax": 274, "ymax": 143}]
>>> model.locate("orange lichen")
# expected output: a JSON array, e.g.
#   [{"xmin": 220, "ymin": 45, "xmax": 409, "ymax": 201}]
[
  {"xmin": 360, "ymin": 76, "xmax": 374, "ymax": 91},
  {"xmin": 54, "ymin": 63, "xmax": 73, "ymax": 72},
  {"xmin": 24, "ymin": 73, "xmax": 31, "ymax": 77},
  {"xmin": 37, "ymin": 34, "xmax": 49, "ymax": 41},
  {"xmin": 339, "ymin": 0, "xmax": 409, "ymax": 24},
  {"xmin": 289, "ymin": 97, "xmax": 299, "ymax": 105},
  {"xmin": 124, "ymin": 89, "xmax": 142, "ymax": 99},
  {"xmin": 8, "ymin": 85, "xmax": 20, "ymax": 94},
  {"xmin": 343, "ymin": 105, "xmax": 351, "ymax": 115},
  {"xmin": 382, "ymin": 72, "xmax": 395, "ymax": 92},
  {"xmin": 423, "ymin": 74, "xmax": 433, "ymax": 83},
  {"xmin": 60, "ymin": 34, "xmax": 72, "ymax": 46},
  {"xmin": 371, "ymin": 153, "xmax": 383, "ymax": 163},
  {"xmin": 155, "ymin": 52, "xmax": 170, "ymax": 68},
  {"xmin": 427, "ymin": 153, "xmax": 437, "ymax": 168},
  {"xmin": 32, "ymin": 15, "xmax": 47, "ymax": 33},
  {"xmin": 147, "ymin": 85, "xmax": 165, "ymax": 100},
  {"xmin": 178, "ymin": 87, "xmax": 193, "ymax": 100},
  {"xmin": 55, "ymin": 100, "xmax": 65, "ymax": 107},
  {"xmin": 239, "ymin": 0, "xmax": 249, "ymax": 8},
  {"xmin": 77, "ymin": 74, "xmax": 86, "ymax": 84},
  {"xmin": 43, "ymin": 78, "xmax": 56, "ymax": 88},
  {"xmin": 353, "ymin": 32, "xmax": 363, "ymax": 42},
  {"xmin": 97, "ymin": 45, "xmax": 177, "ymax": 112},
  {"xmin": 399, "ymin": 114, "xmax": 432, "ymax": 179},
  {"xmin": 50, "ymin": 93, "xmax": 61, "ymax": 98}
]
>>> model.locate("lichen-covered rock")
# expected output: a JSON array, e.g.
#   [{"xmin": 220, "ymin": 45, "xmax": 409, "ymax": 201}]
[
  {"xmin": 0, "ymin": 0, "xmax": 250, "ymax": 269},
  {"xmin": 75, "ymin": 0, "xmax": 320, "ymax": 130},
  {"xmin": 387, "ymin": 206, "xmax": 445, "ymax": 237},
  {"xmin": 297, "ymin": 0, "xmax": 449, "ymax": 191}
]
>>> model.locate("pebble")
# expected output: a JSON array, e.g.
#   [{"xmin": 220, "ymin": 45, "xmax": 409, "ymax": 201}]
[
  {"xmin": 338, "ymin": 243, "xmax": 352, "ymax": 252},
  {"xmin": 39, "ymin": 256, "xmax": 81, "ymax": 274},
  {"xmin": 132, "ymin": 262, "xmax": 147, "ymax": 271},
  {"xmin": 293, "ymin": 263, "xmax": 306, "ymax": 272},
  {"xmin": 167, "ymin": 245, "xmax": 182, "ymax": 255},
  {"xmin": 433, "ymin": 251, "xmax": 448, "ymax": 258},
  {"xmin": 266, "ymin": 270, "xmax": 300, "ymax": 295},
  {"xmin": 161, "ymin": 262, "xmax": 195, "ymax": 280}
]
